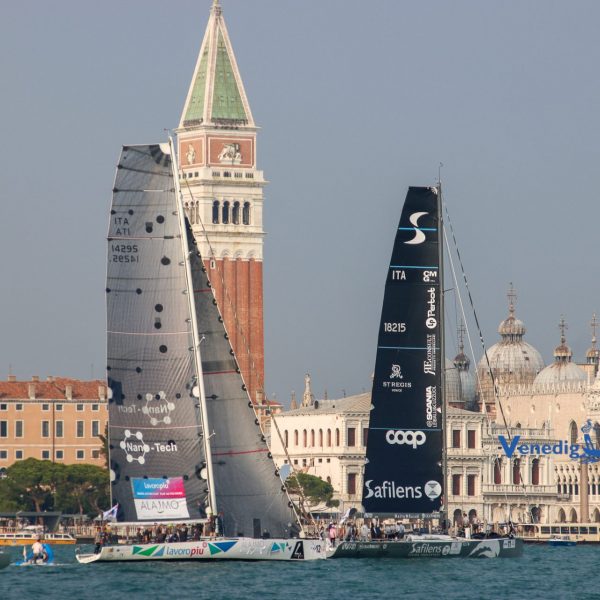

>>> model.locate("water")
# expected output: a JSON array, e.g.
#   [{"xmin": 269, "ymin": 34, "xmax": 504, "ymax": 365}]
[{"xmin": 0, "ymin": 544, "xmax": 594, "ymax": 599}]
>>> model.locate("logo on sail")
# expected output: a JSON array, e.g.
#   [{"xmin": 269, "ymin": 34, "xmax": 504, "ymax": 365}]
[
  {"xmin": 425, "ymin": 386, "xmax": 438, "ymax": 428},
  {"xmin": 120, "ymin": 429, "xmax": 179, "ymax": 463},
  {"xmin": 404, "ymin": 212, "xmax": 429, "ymax": 245},
  {"xmin": 425, "ymin": 287, "xmax": 437, "ymax": 329},
  {"xmin": 424, "ymin": 480, "xmax": 442, "ymax": 500},
  {"xmin": 364, "ymin": 480, "xmax": 424, "ymax": 499},
  {"xmin": 120, "ymin": 430, "xmax": 150, "ymax": 465},
  {"xmin": 390, "ymin": 365, "xmax": 403, "ymax": 379},
  {"xmin": 385, "ymin": 430, "xmax": 426, "ymax": 448},
  {"xmin": 142, "ymin": 391, "xmax": 176, "ymax": 426},
  {"xmin": 382, "ymin": 363, "xmax": 412, "ymax": 392},
  {"xmin": 423, "ymin": 333, "xmax": 437, "ymax": 375}
]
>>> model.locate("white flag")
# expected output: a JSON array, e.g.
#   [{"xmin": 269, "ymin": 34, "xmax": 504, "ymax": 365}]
[{"xmin": 102, "ymin": 504, "xmax": 119, "ymax": 521}]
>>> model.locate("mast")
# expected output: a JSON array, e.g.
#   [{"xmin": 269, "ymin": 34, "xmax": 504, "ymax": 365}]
[
  {"xmin": 437, "ymin": 179, "xmax": 448, "ymax": 530},
  {"xmin": 170, "ymin": 136, "xmax": 218, "ymax": 516}
]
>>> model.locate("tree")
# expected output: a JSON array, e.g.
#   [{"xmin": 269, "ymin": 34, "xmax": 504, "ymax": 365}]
[
  {"xmin": 5, "ymin": 458, "xmax": 64, "ymax": 512},
  {"xmin": 285, "ymin": 472, "xmax": 337, "ymax": 507},
  {"xmin": 55, "ymin": 464, "xmax": 110, "ymax": 515}
]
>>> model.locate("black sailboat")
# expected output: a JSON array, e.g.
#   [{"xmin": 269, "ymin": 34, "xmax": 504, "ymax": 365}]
[{"xmin": 331, "ymin": 186, "xmax": 523, "ymax": 558}]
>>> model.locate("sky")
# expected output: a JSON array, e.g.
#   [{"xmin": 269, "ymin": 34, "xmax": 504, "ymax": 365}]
[{"xmin": 1, "ymin": 0, "xmax": 599, "ymax": 405}]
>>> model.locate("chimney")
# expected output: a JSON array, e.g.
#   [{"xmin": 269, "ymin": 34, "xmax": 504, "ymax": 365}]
[
  {"xmin": 65, "ymin": 384, "xmax": 73, "ymax": 400},
  {"xmin": 7, "ymin": 375, "xmax": 16, "ymax": 382},
  {"xmin": 31, "ymin": 375, "xmax": 40, "ymax": 382},
  {"xmin": 28, "ymin": 383, "xmax": 36, "ymax": 400},
  {"xmin": 47, "ymin": 375, "xmax": 55, "ymax": 383},
  {"xmin": 98, "ymin": 385, "xmax": 106, "ymax": 401}
]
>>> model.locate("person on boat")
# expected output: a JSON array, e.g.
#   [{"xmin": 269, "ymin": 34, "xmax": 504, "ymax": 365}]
[
  {"xmin": 328, "ymin": 523, "xmax": 337, "ymax": 547},
  {"xmin": 94, "ymin": 528, "xmax": 104, "ymax": 554},
  {"xmin": 29, "ymin": 535, "xmax": 47, "ymax": 563}
]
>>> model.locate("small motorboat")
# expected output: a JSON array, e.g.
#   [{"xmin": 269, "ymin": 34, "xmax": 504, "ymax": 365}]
[
  {"xmin": 14, "ymin": 543, "xmax": 55, "ymax": 566},
  {"xmin": 547, "ymin": 536, "xmax": 577, "ymax": 547}
]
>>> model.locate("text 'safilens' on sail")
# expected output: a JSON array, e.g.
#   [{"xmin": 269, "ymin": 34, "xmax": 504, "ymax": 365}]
[{"xmin": 363, "ymin": 187, "xmax": 443, "ymax": 515}]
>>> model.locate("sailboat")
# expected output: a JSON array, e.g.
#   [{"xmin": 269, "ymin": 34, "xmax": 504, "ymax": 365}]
[
  {"xmin": 330, "ymin": 186, "xmax": 523, "ymax": 558},
  {"xmin": 76, "ymin": 142, "xmax": 325, "ymax": 563}
]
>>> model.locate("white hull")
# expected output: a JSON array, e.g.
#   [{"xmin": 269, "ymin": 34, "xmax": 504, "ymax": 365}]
[{"xmin": 76, "ymin": 537, "xmax": 326, "ymax": 563}]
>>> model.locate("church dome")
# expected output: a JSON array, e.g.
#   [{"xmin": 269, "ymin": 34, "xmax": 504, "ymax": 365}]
[
  {"xmin": 445, "ymin": 356, "xmax": 477, "ymax": 407},
  {"xmin": 445, "ymin": 359, "xmax": 462, "ymax": 405},
  {"xmin": 476, "ymin": 285, "xmax": 545, "ymax": 396},
  {"xmin": 534, "ymin": 317, "xmax": 586, "ymax": 386}
]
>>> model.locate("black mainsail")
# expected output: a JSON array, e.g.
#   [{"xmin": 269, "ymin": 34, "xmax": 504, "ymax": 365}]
[
  {"xmin": 363, "ymin": 186, "xmax": 443, "ymax": 515},
  {"xmin": 107, "ymin": 143, "xmax": 297, "ymax": 537}
]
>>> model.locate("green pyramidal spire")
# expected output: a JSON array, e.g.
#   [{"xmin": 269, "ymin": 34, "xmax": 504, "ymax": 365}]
[{"xmin": 180, "ymin": 1, "xmax": 253, "ymax": 129}]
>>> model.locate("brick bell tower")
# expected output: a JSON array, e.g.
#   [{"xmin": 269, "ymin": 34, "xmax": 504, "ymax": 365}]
[{"xmin": 176, "ymin": 0, "xmax": 265, "ymax": 404}]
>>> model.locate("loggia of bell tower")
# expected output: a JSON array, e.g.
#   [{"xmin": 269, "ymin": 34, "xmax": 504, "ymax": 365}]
[{"xmin": 176, "ymin": 0, "xmax": 265, "ymax": 404}]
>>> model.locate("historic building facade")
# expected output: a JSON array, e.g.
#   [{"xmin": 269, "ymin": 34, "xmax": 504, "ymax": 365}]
[
  {"xmin": 0, "ymin": 376, "xmax": 108, "ymax": 469},
  {"xmin": 176, "ymin": 0, "xmax": 266, "ymax": 404}
]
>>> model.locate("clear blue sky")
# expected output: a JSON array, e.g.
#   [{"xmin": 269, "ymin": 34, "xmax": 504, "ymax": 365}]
[{"xmin": 1, "ymin": 0, "xmax": 599, "ymax": 404}]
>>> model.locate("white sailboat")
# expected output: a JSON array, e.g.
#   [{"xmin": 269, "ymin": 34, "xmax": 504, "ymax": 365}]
[{"xmin": 76, "ymin": 142, "xmax": 324, "ymax": 563}]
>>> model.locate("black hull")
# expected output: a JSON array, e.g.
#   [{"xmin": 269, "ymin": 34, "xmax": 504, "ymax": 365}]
[{"xmin": 330, "ymin": 537, "xmax": 523, "ymax": 559}]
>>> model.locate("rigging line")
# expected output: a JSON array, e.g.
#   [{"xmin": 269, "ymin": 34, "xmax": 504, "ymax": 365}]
[{"xmin": 443, "ymin": 203, "xmax": 531, "ymax": 516}]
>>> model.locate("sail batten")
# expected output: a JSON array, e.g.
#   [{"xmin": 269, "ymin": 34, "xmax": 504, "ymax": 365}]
[{"xmin": 363, "ymin": 186, "xmax": 444, "ymax": 515}]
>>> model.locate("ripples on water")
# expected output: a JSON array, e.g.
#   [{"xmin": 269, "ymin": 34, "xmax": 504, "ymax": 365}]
[{"xmin": 0, "ymin": 545, "xmax": 596, "ymax": 600}]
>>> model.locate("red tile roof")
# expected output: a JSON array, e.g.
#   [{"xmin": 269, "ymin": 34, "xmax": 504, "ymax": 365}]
[{"xmin": 0, "ymin": 377, "xmax": 107, "ymax": 400}]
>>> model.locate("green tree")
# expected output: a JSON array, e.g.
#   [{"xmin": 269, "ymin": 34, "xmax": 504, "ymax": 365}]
[
  {"xmin": 5, "ymin": 458, "xmax": 64, "ymax": 512},
  {"xmin": 56, "ymin": 464, "xmax": 110, "ymax": 516},
  {"xmin": 286, "ymin": 472, "xmax": 338, "ymax": 507}
]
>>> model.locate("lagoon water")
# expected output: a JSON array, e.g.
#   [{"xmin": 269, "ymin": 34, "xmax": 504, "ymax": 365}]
[{"xmin": 0, "ymin": 544, "xmax": 594, "ymax": 599}]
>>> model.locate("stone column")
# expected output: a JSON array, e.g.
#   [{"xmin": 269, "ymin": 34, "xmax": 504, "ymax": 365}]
[{"xmin": 580, "ymin": 461, "xmax": 589, "ymax": 523}]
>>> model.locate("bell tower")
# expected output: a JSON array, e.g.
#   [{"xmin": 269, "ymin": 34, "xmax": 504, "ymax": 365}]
[{"xmin": 176, "ymin": 0, "xmax": 265, "ymax": 403}]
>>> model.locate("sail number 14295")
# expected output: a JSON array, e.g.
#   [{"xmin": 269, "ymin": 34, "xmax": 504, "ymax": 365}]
[{"xmin": 383, "ymin": 322, "xmax": 406, "ymax": 333}]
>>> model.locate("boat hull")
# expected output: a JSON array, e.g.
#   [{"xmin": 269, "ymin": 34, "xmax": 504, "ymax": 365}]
[
  {"xmin": 76, "ymin": 537, "xmax": 326, "ymax": 563},
  {"xmin": 329, "ymin": 537, "xmax": 523, "ymax": 558}
]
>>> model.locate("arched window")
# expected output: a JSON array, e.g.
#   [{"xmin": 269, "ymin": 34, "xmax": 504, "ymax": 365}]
[
  {"xmin": 284, "ymin": 430, "xmax": 288, "ymax": 448},
  {"xmin": 494, "ymin": 458, "xmax": 502, "ymax": 485},
  {"xmin": 319, "ymin": 429, "xmax": 323, "ymax": 447},
  {"xmin": 294, "ymin": 430, "xmax": 298, "ymax": 446},
  {"xmin": 303, "ymin": 429, "xmax": 307, "ymax": 448},
  {"xmin": 570, "ymin": 421, "xmax": 578, "ymax": 445},
  {"xmin": 558, "ymin": 508, "xmax": 566, "ymax": 523},
  {"xmin": 326, "ymin": 476, "xmax": 331, "ymax": 484},
  {"xmin": 335, "ymin": 428, "xmax": 340, "ymax": 446},
  {"xmin": 327, "ymin": 429, "xmax": 332, "ymax": 447},
  {"xmin": 222, "ymin": 201, "xmax": 230, "ymax": 224},
  {"xmin": 243, "ymin": 201, "xmax": 251, "ymax": 225},
  {"xmin": 232, "ymin": 201, "xmax": 240, "ymax": 224},
  {"xmin": 212, "ymin": 200, "xmax": 220, "ymax": 224},
  {"xmin": 512, "ymin": 458, "xmax": 521, "ymax": 485},
  {"xmin": 531, "ymin": 458, "xmax": 540, "ymax": 485},
  {"xmin": 310, "ymin": 430, "xmax": 315, "ymax": 447}
]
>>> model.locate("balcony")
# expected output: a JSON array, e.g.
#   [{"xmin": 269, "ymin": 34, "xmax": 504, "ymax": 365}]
[{"xmin": 482, "ymin": 484, "xmax": 557, "ymax": 498}]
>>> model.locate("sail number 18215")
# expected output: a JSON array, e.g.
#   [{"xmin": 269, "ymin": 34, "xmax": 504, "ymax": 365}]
[{"xmin": 383, "ymin": 322, "xmax": 406, "ymax": 333}]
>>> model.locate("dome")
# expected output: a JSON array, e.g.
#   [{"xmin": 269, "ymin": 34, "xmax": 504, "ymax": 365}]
[
  {"xmin": 534, "ymin": 317, "xmax": 586, "ymax": 386},
  {"xmin": 445, "ymin": 359, "xmax": 462, "ymax": 405},
  {"xmin": 534, "ymin": 361, "xmax": 586, "ymax": 386},
  {"xmin": 452, "ymin": 348, "xmax": 477, "ymax": 406},
  {"xmin": 477, "ymin": 285, "xmax": 545, "ymax": 398},
  {"xmin": 480, "ymin": 340, "xmax": 545, "ymax": 378},
  {"xmin": 445, "ymin": 358, "xmax": 477, "ymax": 406}
]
